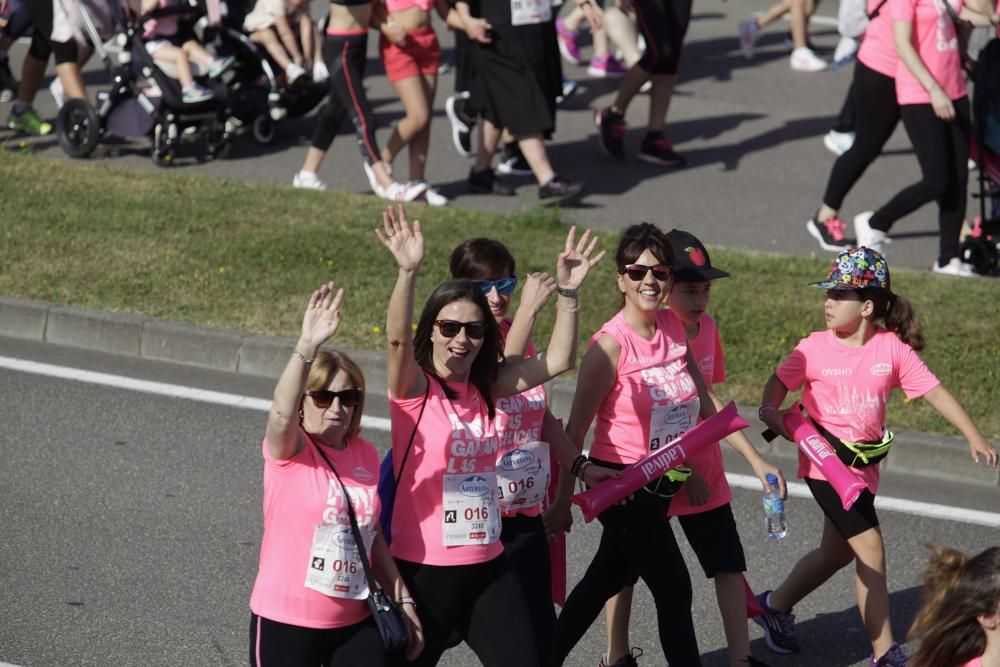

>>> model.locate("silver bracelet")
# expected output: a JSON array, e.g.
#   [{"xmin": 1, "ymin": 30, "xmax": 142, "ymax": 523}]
[{"xmin": 292, "ymin": 350, "xmax": 314, "ymax": 365}]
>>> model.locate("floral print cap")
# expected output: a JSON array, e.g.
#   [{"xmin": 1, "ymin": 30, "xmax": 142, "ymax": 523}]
[{"xmin": 810, "ymin": 246, "xmax": 891, "ymax": 290}]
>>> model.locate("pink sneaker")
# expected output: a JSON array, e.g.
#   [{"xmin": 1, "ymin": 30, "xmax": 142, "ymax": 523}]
[
  {"xmin": 587, "ymin": 54, "xmax": 627, "ymax": 78},
  {"xmin": 556, "ymin": 19, "xmax": 582, "ymax": 65}
]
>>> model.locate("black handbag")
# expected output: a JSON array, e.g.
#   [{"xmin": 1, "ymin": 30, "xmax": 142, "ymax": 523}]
[{"xmin": 313, "ymin": 441, "xmax": 410, "ymax": 654}]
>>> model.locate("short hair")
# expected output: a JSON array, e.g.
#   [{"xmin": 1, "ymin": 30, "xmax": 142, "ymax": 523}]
[{"xmin": 449, "ymin": 238, "xmax": 516, "ymax": 280}]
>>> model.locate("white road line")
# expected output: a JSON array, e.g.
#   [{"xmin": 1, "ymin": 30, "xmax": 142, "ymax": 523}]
[{"xmin": 4, "ymin": 355, "xmax": 998, "ymax": 527}]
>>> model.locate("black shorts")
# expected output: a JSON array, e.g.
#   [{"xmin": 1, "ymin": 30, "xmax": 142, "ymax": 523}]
[
  {"xmin": 805, "ymin": 477, "xmax": 879, "ymax": 539},
  {"xmin": 676, "ymin": 503, "xmax": 747, "ymax": 578}
]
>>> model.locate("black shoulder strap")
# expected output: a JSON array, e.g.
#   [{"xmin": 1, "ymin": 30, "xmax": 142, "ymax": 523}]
[
  {"xmin": 867, "ymin": 0, "xmax": 890, "ymax": 20},
  {"xmin": 393, "ymin": 377, "xmax": 431, "ymax": 491}
]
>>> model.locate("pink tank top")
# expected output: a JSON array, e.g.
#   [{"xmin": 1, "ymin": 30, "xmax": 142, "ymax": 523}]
[
  {"xmin": 249, "ymin": 431, "xmax": 381, "ymax": 629},
  {"xmin": 385, "ymin": 0, "xmax": 433, "ymax": 12},
  {"xmin": 588, "ymin": 309, "xmax": 700, "ymax": 465}
]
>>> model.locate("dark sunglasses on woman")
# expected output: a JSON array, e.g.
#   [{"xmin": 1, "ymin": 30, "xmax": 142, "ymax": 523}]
[
  {"xmin": 435, "ymin": 319, "xmax": 487, "ymax": 339},
  {"xmin": 622, "ymin": 264, "xmax": 671, "ymax": 282},
  {"xmin": 308, "ymin": 388, "xmax": 362, "ymax": 409}
]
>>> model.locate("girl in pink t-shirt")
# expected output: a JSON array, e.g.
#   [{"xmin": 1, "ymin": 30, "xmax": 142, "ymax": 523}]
[
  {"xmin": 248, "ymin": 283, "xmax": 422, "ymax": 666},
  {"xmin": 909, "ymin": 545, "xmax": 1000, "ymax": 667},
  {"xmin": 375, "ymin": 206, "xmax": 609, "ymax": 666},
  {"xmin": 755, "ymin": 248, "xmax": 998, "ymax": 666}
]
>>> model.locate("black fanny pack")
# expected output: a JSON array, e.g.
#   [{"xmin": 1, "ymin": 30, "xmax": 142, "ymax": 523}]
[{"xmin": 813, "ymin": 420, "xmax": 894, "ymax": 469}]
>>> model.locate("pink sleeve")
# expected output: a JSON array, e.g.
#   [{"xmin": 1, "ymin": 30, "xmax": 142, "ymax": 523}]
[
  {"xmin": 712, "ymin": 327, "xmax": 726, "ymax": 385},
  {"xmin": 261, "ymin": 436, "xmax": 303, "ymax": 468},
  {"xmin": 889, "ymin": 0, "xmax": 916, "ymax": 22},
  {"xmin": 775, "ymin": 341, "xmax": 808, "ymax": 391},
  {"xmin": 894, "ymin": 341, "xmax": 940, "ymax": 399}
]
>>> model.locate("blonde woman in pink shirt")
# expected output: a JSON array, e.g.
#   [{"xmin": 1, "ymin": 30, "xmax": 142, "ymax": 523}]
[
  {"xmin": 248, "ymin": 282, "xmax": 423, "ymax": 666},
  {"xmin": 375, "ymin": 205, "xmax": 608, "ymax": 666},
  {"xmin": 909, "ymin": 545, "xmax": 1000, "ymax": 667},
  {"xmin": 754, "ymin": 247, "xmax": 998, "ymax": 666}
]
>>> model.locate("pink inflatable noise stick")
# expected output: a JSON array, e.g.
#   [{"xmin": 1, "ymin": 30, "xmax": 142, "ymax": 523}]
[{"xmin": 571, "ymin": 402, "xmax": 750, "ymax": 523}]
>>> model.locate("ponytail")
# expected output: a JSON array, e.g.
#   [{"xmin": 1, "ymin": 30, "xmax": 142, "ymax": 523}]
[{"xmin": 859, "ymin": 288, "xmax": 925, "ymax": 351}]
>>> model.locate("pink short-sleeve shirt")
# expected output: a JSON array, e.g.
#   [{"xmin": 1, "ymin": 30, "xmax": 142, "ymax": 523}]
[
  {"xmin": 858, "ymin": 0, "xmax": 899, "ymax": 76},
  {"xmin": 890, "ymin": 0, "xmax": 967, "ymax": 104}
]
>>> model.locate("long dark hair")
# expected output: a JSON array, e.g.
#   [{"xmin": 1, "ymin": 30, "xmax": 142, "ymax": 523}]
[
  {"xmin": 449, "ymin": 238, "xmax": 516, "ymax": 280},
  {"xmin": 909, "ymin": 545, "xmax": 1000, "ymax": 667},
  {"xmin": 857, "ymin": 287, "xmax": 925, "ymax": 351},
  {"xmin": 413, "ymin": 280, "xmax": 503, "ymax": 419}
]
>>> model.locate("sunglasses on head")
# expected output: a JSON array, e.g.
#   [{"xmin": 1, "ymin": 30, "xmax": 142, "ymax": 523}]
[
  {"xmin": 435, "ymin": 319, "xmax": 487, "ymax": 339},
  {"xmin": 622, "ymin": 264, "xmax": 672, "ymax": 282},
  {"xmin": 308, "ymin": 388, "xmax": 362, "ymax": 409},
  {"xmin": 473, "ymin": 276, "xmax": 517, "ymax": 296}
]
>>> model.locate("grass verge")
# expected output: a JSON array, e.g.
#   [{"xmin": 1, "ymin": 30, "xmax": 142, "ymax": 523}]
[{"xmin": 2, "ymin": 153, "xmax": 998, "ymax": 438}]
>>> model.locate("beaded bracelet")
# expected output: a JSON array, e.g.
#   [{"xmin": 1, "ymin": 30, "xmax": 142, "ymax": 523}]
[
  {"xmin": 570, "ymin": 454, "xmax": 588, "ymax": 478},
  {"xmin": 292, "ymin": 350, "xmax": 314, "ymax": 365}
]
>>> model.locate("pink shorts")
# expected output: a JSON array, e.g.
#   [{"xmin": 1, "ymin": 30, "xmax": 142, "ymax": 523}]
[{"xmin": 379, "ymin": 25, "xmax": 440, "ymax": 83}]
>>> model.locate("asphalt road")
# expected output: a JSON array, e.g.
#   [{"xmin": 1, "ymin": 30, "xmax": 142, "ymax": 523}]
[
  {"xmin": 2, "ymin": 335, "xmax": 998, "ymax": 666},
  {"xmin": 0, "ymin": 0, "xmax": 977, "ymax": 271}
]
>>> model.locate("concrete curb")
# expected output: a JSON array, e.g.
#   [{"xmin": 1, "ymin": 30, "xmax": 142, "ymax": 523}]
[{"xmin": 1, "ymin": 295, "xmax": 996, "ymax": 487}]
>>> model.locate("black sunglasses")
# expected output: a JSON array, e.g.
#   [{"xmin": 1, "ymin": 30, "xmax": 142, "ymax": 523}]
[
  {"xmin": 473, "ymin": 276, "xmax": 517, "ymax": 296},
  {"xmin": 308, "ymin": 388, "xmax": 362, "ymax": 409},
  {"xmin": 622, "ymin": 264, "xmax": 672, "ymax": 282},
  {"xmin": 435, "ymin": 319, "xmax": 487, "ymax": 339}
]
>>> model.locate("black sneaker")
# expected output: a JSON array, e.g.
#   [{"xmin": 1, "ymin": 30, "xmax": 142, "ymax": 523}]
[
  {"xmin": 596, "ymin": 107, "xmax": 626, "ymax": 160},
  {"xmin": 0, "ymin": 58, "xmax": 17, "ymax": 103},
  {"xmin": 805, "ymin": 216, "xmax": 851, "ymax": 252},
  {"xmin": 446, "ymin": 92, "xmax": 476, "ymax": 158},
  {"xmin": 467, "ymin": 167, "xmax": 515, "ymax": 196},
  {"xmin": 539, "ymin": 175, "xmax": 585, "ymax": 206},
  {"xmin": 637, "ymin": 132, "xmax": 686, "ymax": 167},
  {"xmin": 599, "ymin": 647, "xmax": 643, "ymax": 667},
  {"xmin": 497, "ymin": 143, "xmax": 533, "ymax": 176}
]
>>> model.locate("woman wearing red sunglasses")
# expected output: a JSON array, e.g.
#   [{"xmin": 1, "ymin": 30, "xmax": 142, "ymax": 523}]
[
  {"xmin": 375, "ymin": 206, "xmax": 606, "ymax": 666},
  {"xmin": 248, "ymin": 282, "xmax": 423, "ymax": 666},
  {"xmin": 554, "ymin": 223, "xmax": 718, "ymax": 666}
]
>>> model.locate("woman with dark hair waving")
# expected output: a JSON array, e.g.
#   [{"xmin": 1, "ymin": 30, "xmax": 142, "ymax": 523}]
[
  {"xmin": 248, "ymin": 282, "xmax": 422, "ymax": 666},
  {"xmin": 375, "ymin": 206, "xmax": 605, "ymax": 666}
]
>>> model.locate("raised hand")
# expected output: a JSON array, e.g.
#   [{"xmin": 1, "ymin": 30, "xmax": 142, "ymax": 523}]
[
  {"xmin": 518, "ymin": 272, "xmax": 557, "ymax": 316},
  {"xmin": 556, "ymin": 226, "xmax": 606, "ymax": 290},
  {"xmin": 375, "ymin": 205, "xmax": 424, "ymax": 271},
  {"xmin": 301, "ymin": 282, "xmax": 344, "ymax": 350}
]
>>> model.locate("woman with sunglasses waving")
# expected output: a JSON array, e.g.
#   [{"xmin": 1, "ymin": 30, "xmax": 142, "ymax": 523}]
[
  {"xmin": 448, "ymin": 238, "xmax": 620, "ymax": 666},
  {"xmin": 248, "ymin": 282, "xmax": 423, "ymax": 666},
  {"xmin": 555, "ymin": 223, "xmax": 721, "ymax": 666},
  {"xmin": 375, "ymin": 206, "xmax": 605, "ymax": 666}
]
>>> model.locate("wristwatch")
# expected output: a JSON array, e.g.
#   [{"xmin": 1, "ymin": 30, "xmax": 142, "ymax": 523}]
[{"xmin": 556, "ymin": 285, "xmax": 579, "ymax": 298}]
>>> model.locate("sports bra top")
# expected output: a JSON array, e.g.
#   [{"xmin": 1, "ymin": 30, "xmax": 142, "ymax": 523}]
[{"xmin": 385, "ymin": 0, "xmax": 434, "ymax": 12}]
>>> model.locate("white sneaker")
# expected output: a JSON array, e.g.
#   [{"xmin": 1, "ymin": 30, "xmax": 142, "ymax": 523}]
[
  {"xmin": 382, "ymin": 180, "xmax": 427, "ymax": 202},
  {"xmin": 362, "ymin": 161, "xmax": 383, "ymax": 195},
  {"xmin": 293, "ymin": 170, "xmax": 327, "ymax": 190},
  {"xmin": 932, "ymin": 257, "xmax": 980, "ymax": 277},
  {"xmin": 824, "ymin": 129, "xmax": 856, "ymax": 156},
  {"xmin": 739, "ymin": 19, "xmax": 759, "ymax": 59},
  {"xmin": 832, "ymin": 36, "xmax": 859, "ymax": 67},
  {"xmin": 286, "ymin": 62, "xmax": 307, "ymax": 84},
  {"xmin": 854, "ymin": 211, "xmax": 890, "ymax": 255},
  {"xmin": 312, "ymin": 60, "xmax": 329, "ymax": 82},
  {"xmin": 49, "ymin": 77, "xmax": 67, "ymax": 109},
  {"xmin": 790, "ymin": 47, "xmax": 827, "ymax": 72},
  {"xmin": 968, "ymin": 158, "xmax": 977, "ymax": 171},
  {"xmin": 413, "ymin": 180, "xmax": 448, "ymax": 206}
]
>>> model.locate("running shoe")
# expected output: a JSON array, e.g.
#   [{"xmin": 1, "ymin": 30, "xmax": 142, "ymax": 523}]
[
  {"xmin": 587, "ymin": 54, "xmax": 627, "ymax": 78},
  {"xmin": 870, "ymin": 643, "xmax": 908, "ymax": 667},
  {"xmin": 382, "ymin": 180, "xmax": 427, "ymax": 202},
  {"xmin": 832, "ymin": 35, "xmax": 859, "ymax": 70},
  {"xmin": 637, "ymin": 132, "xmax": 686, "ymax": 167},
  {"xmin": 557, "ymin": 78, "xmax": 579, "ymax": 105},
  {"xmin": 208, "ymin": 55, "xmax": 236, "ymax": 79},
  {"xmin": 445, "ymin": 91, "xmax": 475, "ymax": 157},
  {"xmin": 0, "ymin": 58, "xmax": 18, "ymax": 103},
  {"xmin": 181, "ymin": 84, "xmax": 215, "ymax": 104},
  {"xmin": 292, "ymin": 170, "xmax": 328, "ymax": 191},
  {"xmin": 497, "ymin": 143, "xmax": 533, "ymax": 176},
  {"xmin": 313, "ymin": 60, "xmax": 330, "ymax": 82},
  {"xmin": 286, "ymin": 62, "xmax": 307, "ymax": 84},
  {"xmin": 790, "ymin": 47, "xmax": 827, "ymax": 72},
  {"xmin": 412, "ymin": 180, "xmax": 448, "ymax": 206},
  {"xmin": 599, "ymin": 647, "xmax": 643, "ymax": 667},
  {"xmin": 556, "ymin": 18, "xmax": 582, "ymax": 65},
  {"xmin": 363, "ymin": 160, "xmax": 385, "ymax": 195},
  {"xmin": 783, "ymin": 33, "xmax": 818, "ymax": 52},
  {"xmin": 7, "ymin": 106, "xmax": 53, "ymax": 136},
  {"xmin": 806, "ymin": 216, "xmax": 850, "ymax": 252},
  {"xmin": 49, "ymin": 77, "xmax": 67, "ymax": 109},
  {"xmin": 538, "ymin": 174, "xmax": 585, "ymax": 206},
  {"xmin": 823, "ymin": 129, "xmax": 855, "ymax": 156},
  {"xmin": 853, "ymin": 211, "xmax": 890, "ymax": 256},
  {"xmin": 596, "ymin": 108, "xmax": 626, "ymax": 161},
  {"xmin": 751, "ymin": 591, "xmax": 800, "ymax": 654},
  {"xmin": 932, "ymin": 257, "xmax": 980, "ymax": 278},
  {"xmin": 467, "ymin": 167, "xmax": 515, "ymax": 196},
  {"xmin": 739, "ymin": 19, "xmax": 760, "ymax": 59}
]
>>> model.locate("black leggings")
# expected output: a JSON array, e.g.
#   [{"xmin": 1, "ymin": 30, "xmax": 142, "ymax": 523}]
[
  {"xmin": 310, "ymin": 32, "xmax": 381, "ymax": 164},
  {"xmin": 635, "ymin": 0, "xmax": 693, "ymax": 75},
  {"xmin": 393, "ymin": 555, "xmax": 541, "ymax": 667},
  {"xmin": 249, "ymin": 613, "xmax": 388, "ymax": 667},
  {"xmin": 501, "ymin": 514, "xmax": 557, "ymax": 667},
  {"xmin": 556, "ymin": 486, "xmax": 700, "ymax": 666},
  {"xmin": 869, "ymin": 97, "xmax": 971, "ymax": 264},
  {"xmin": 822, "ymin": 61, "xmax": 900, "ymax": 210}
]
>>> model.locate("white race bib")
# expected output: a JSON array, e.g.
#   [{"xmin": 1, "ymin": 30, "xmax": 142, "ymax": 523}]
[
  {"xmin": 649, "ymin": 398, "xmax": 700, "ymax": 452},
  {"xmin": 511, "ymin": 0, "xmax": 551, "ymax": 26},
  {"xmin": 442, "ymin": 472, "xmax": 501, "ymax": 546},
  {"xmin": 304, "ymin": 523, "xmax": 373, "ymax": 599},
  {"xmin": 495, "ymin": 441, "xmax": 550, "ymax": 512}
]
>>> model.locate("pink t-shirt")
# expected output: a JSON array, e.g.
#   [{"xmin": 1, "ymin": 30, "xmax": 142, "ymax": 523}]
[
  {"xmin": 589, "ymin": 309, "xmax": 700, "ymax": 465},
  {"xmin": 389, "ymin": 373, "xmax": 504, "ymax": 566},
  {"xmin": 961, "ymin": 659, "xmax": 983, "ymax": 667},
  {"xmin": 495, "ymin": 318, "xmax": 548, "ymax": 518},
  {"xmin": 249, "ymin": 431, "xmax": 381, "ymax": 629},
  {"xmin": 858, "ymin": 0, "xmax": 899, "ymax": 77},
  {"xmin": 776, "ymin": 328, "xmax": 939, "ymax": 493},
  {"xmin": 667, "ymin": 312, "xmax": 734, "ymax": 517},
  {"xmin": 891, "ymin": 0, "xmax": 967, "ymax": 104}
]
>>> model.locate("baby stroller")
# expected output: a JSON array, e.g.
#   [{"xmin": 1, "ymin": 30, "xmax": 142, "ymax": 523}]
[
  {"xmin": 963, "ymin": 36, "xmax": 1000, "ymax": 276},
  {"xmin": 55, "ymin": 0, "xmax": 233, "ymax": 165}
]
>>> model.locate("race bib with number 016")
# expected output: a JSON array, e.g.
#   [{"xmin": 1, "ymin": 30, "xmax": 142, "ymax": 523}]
[
  {"xmin": 304, "ymin": 523, "xmax": 374, "ymax": 599},
  {"xmin": 649, "ymin": 398, "xmax": 700, "ymax": 452},
  {"xmin": 496, "ymin": 441, "xmax": 550, "ymax": 512},
  {"xmin": 442, "ymin": 472, "xmax": 501, "ymax": 546}
]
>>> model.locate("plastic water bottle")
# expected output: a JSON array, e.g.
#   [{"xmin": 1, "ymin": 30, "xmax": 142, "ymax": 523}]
[{"xmin": 763, "ymin": 473, "xmax": 787, "ymax": 541}]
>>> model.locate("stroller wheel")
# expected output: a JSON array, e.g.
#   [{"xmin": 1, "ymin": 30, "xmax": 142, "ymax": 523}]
[
  {"xmin": 57, "ymin": 99, "xmax": 101, "ymax": 159},
  {"xmin": 251, "ymin": 115, "xmax": 276, "ymax": 145},
  {"xmin": 152, "ymin": 147, "xmax": 174, "ymax": 167}
]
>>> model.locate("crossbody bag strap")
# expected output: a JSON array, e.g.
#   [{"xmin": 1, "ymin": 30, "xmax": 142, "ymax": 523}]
[
  {"xmin": 394, "ymin": 378, "xmax": 431, "ymax": 490},
  {"xmin": 867, "ymin": 0, "xmax": 890, "ymax": 20}
]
